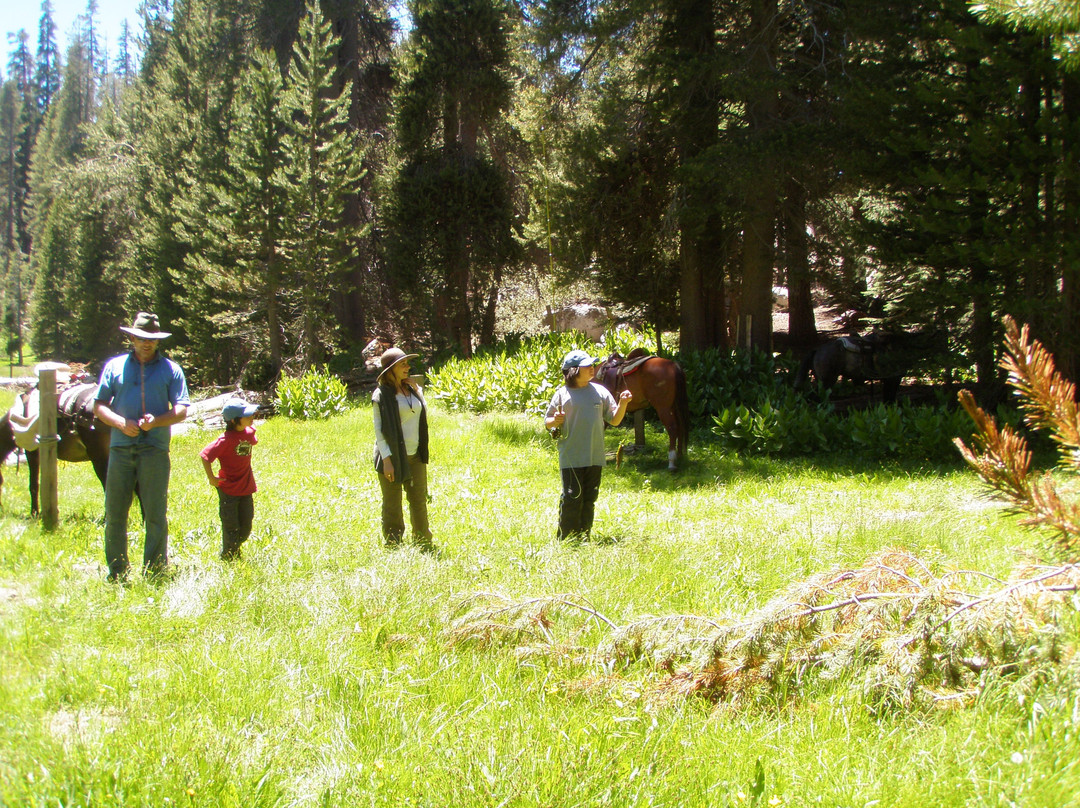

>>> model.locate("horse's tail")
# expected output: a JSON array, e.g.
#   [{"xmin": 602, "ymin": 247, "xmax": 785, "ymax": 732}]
[
  {"xmin": 0, "ymin": 412, "xmax": 16, "ymax": 463},
  {"xmin": 0, "ymin": 411, "xmax": 16, "ymax": 508},
  {"xmin": 793, "ymin": 349, "xmax": 815, "ymax": 391},
  {"xmin": 674, "ymin": 362, "xmax": 690, "ymax": 458}
]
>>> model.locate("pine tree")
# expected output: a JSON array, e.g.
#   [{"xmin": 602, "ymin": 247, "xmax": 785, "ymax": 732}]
[
  {"xmin": 129, "ymin": 0, "xmax": 262, "ymax": 378},
  {"xmin": 34, "ymin": 0, "xmax": 61, "ymax": 114},
  {"xmin": 187, "ymin": 47, "xmax": 289, "ymax": 380},
  {"xmin": 26, "ymin": 39, "xmax": 130, "ymax": 359},
  {"xmin": 6, "ymin": 31, "xmax": 38, "ymax": 256},
  {"xmin": 27, "ymin": 41, "xmax": 91, "ymax": 356},
  {"xmin": 278, "ymin": 0, "xmax": 366, "ymax": 368},
  {"xmin": 0, "ymin": 79, "xmax": 29, "ymax": 362},
  {"xmin": 386, "ymin": 0, "xmax": 518, "ymax": 356},
  {"xmin": 840, "ymin": 0, "xmax": 1069, "ymax": 389}
]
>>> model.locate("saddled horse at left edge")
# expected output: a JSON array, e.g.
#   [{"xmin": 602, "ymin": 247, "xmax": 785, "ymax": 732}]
[
  {"xmin": 596, "ymin": 350, "xmax": 690, "ymax": 470},
  {"xmin": 0, "ymin": 383, "xmax": 112, "ymax": 516}
]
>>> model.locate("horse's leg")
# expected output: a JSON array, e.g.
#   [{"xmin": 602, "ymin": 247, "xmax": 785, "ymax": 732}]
[
  {"xmin": 27, "ymin": 449, "xmax": 39, "ymax": 517},
  {"xmin": 816, "ymin": 357, "xmax": 839, "ymax": 390},
  {"xmin": 90, "ymin": 452, "xmax": 109, "ymax": 492},
  {"xmin": 652, "ymin": 407, "xmax": 679, "ymax": 470},
  {"xmin": 675, "ymin": 364, "xmax": 690, "ymax": 462},
  {"xmin": 621, "ymin": 376, "xmax": 649, "ymax": 448},
  {"xmin": 882, "ymin": 376, "xmax": 900, "ymax": 404}
]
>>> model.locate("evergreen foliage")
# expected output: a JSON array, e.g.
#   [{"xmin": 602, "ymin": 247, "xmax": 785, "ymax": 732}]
[
  {"xmin": 839, "ymin": 0, "xmax": 1076, "ymax": 386},
  {"xmin": 956, "ymin": 317, "xmax": 1080, "ymax": 562},
  {"xmin": 34, "ymin": 0, "xmax": 62, "ymax": 114},
  {"xmin": 278, "ymin": 0, "xmax": 366, "ymax": 369},
  {"xmin": 27, "ymin": 41, "xmax": 95, "ymax": 357},
  {"xmin": 185, "ymin": 47, "xmax": 288, "ymax": 383},
  {"xmin": 0, "ymin": 0, "xmax": 1078, "ymax": 394},
  {"xmin": 386, "ymin": 0, "xmax": 519, "ymax": 357}
]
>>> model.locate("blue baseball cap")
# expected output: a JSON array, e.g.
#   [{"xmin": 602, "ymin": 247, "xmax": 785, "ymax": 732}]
[
  {"xmin": 562, "ymin": 349, "xmax": 598, "ymax": 371},
  {"xmin": 222, "ymin": 398, "xmax": 259, "ymax": 421}
]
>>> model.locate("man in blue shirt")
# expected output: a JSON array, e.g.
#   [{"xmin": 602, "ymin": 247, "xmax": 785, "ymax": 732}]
[{"xmin": 94, "ymin": 312, "xmax": 190, "ymax": 581}]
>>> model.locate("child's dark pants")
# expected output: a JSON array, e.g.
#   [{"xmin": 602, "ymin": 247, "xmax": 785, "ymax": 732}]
[
  {"xmin": 558, "ymin": 465, "xmax": 602, "ymax": 540},
  {"xmin": 218, "ymin": 490, "xmax": 253, "ymax": 560}
]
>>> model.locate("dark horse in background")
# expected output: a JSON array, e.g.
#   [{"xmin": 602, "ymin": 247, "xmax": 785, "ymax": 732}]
[
  {"xmin": 793, "ymin": 329, "xmax": 947, "ymax": 403},
  {"xmin": 0, "ymin": 383, "xmax": 111, "ymax": 515},
  {"xmin": 596, "ymin": 350, "xmax": 690, "ymax": 470}
]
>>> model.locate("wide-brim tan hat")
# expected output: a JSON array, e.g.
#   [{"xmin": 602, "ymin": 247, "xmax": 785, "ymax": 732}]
[
  {"xmin": 377, "ymin": 347, "xmax": 419, "ymax": 383},
  {"xmin": 119, "ymin": 311, "xmax": 172, "ymax": 340}
]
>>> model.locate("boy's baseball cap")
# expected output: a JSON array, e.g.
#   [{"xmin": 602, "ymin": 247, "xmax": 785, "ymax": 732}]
[
  {"xmin": 562, "ymin": 349, "xmax": 598, "ymax": 371},
  {"xmin": 222, "ymin": 398, "xmax": 259, "ymax": 421}
]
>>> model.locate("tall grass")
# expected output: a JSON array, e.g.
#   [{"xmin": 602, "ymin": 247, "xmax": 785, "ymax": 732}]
[{"xmin": 0, "ymin": 400, "xmax": 1074, "ymax": 807}]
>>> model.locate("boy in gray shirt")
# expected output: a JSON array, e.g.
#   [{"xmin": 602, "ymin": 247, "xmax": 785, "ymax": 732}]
[{"xmin": 544, "ymin": 350, "xmax": 632, "ymax": 541}]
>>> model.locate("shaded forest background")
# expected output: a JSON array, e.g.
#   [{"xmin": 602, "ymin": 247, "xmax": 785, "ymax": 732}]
[{"xmin": 1, "ymin": 0, "xmax": 1077, "ymax": 390}]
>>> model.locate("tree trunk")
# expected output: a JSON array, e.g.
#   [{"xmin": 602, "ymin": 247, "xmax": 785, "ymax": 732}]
[
  {"xmin": 783, "ymin": 175, "xmax": 816, "ymax": 348},
  {"xmin": 673, "ymin": 0, "xmax": 724, "ymax": 350},
  {"xmin": 1060, "ymin": 71, "xmax": 1080, "ymax": 388},
  {"xmin": 265, "ymin": 241, "xmax": 283, "ymax": 375},
  {"xmin": 739, "ymin": 0, "xmax": 780, "ymax": 353}
]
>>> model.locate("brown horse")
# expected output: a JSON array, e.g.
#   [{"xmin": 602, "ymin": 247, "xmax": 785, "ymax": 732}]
[
  {"xmin": 0, "ymin": 383, "xmax": 112, "ymax": 515},
  {"xmin": 597, "ymin": 351, "xmax": 690, "ymax": 470}
]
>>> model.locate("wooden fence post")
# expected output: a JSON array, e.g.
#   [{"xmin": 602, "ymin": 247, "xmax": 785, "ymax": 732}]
[{"xmin": 35, "ymin": 362, "xmax": 69, "ymax": 531}]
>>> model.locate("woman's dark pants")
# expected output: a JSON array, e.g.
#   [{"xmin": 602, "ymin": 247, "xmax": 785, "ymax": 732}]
[
  {"xmin": 558, "ymin": 465, "xmax": 602, "ymax": 540},
  {"xmin": 378, "ymin": 455, "xmax": 433, "ymax": 549}
]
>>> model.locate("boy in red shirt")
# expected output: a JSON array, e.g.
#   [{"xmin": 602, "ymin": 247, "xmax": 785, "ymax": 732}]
[{"xmin": 200, "ymin": 398, "xmax": 259, "ymax": 560}]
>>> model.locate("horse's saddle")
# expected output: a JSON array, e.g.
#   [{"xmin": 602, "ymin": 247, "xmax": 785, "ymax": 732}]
[
  {"xmin": 60, "ymin": 384, "xmax": 100, "ymax": 428},
  {"xmin": 11, "ymin": 383, "xmax": 98, "ymax": 450},
  {"xmin": 598, "ymin": 349, "xmax": 652, "ymax": 392},
  {"xmin": 837, "ymin": 335, "xmax": 874, "ymax": 354}
]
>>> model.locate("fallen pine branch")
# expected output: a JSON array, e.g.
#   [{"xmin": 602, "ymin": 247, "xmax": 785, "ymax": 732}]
[{"xmin": 444, "ymin": 550, "xmax": 1080, "ymax": 711}]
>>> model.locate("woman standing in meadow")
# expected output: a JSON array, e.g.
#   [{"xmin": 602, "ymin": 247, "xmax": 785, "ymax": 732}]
[
  {"xmin": 544, "ymin": 349, "xmax": 632, "ymax": 541},
  {"xmin": 372, "ymin": 348, "xmax": 437, "ymax": 554}
]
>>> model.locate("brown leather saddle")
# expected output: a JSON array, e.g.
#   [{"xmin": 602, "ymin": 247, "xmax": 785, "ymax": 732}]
[{"xmin": 597, "ymin": 348, "xmax": 652, "ymax": 393}]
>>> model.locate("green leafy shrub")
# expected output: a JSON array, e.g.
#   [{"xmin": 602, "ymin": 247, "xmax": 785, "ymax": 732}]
[
  {"xmin": 430, "ymin": 331, "xmax": 801, "ymax": 421},
  {"xmin": 428, "ymin": 332, "xmax": 586, "ymax": 414},
  {"xmin": 600, "ymin": 323, "xmax": 658, "ymax": 357},
  {"xmin": 680, "ymin": 347, "xmax": 795, "ymax": 418},
  {"xmin": 713, "ymin": 397, "xmax": 977, "ymax": 461},
  {"xmin": 275, "ymin": 366, "xmax": 349, "ymax": 419},
  {"xmin": 711, "ymin": 391, "xmax": 839, "ymax": 456}
]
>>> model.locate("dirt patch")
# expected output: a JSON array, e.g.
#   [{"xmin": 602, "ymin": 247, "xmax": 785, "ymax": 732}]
[
  {"xmin": 0, "ymin": 582, "xmax": 36, "ymax": 614},
  {"xmin": 48, "ymin": 707, "xmax": 124, "ymax": 747}
]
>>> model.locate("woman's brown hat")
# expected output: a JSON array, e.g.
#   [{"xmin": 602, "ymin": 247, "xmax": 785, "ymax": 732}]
[{"xmin": 378, "ymin": 347, "xmax": 419, "ymax": 383}]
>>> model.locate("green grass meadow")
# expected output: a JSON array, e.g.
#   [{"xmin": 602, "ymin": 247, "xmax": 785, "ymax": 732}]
[{"xmin": 1, "ymin": 391, "xmax": 1076, "ymax": 806}]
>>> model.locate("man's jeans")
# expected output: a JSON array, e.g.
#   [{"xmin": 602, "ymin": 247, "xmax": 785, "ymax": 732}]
[{"xmin": 104, "ymin": 443, "xmax": 171, "ymax": 578}]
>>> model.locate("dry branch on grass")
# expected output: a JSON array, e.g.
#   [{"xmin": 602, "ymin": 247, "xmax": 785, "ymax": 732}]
[{"xmin": 445, "ymin": 551, "xmax": 1080, "ymax": 710}]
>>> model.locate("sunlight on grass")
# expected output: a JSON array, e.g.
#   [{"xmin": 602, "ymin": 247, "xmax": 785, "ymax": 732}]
[{"xmin": 0, "ymin": 398, "xmax": 1072, "ymax": 806}]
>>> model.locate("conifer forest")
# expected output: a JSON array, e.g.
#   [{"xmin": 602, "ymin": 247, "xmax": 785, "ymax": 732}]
[{"xmin": 1, "ymin": 0, "xmax": 1078, "ymax": 388}]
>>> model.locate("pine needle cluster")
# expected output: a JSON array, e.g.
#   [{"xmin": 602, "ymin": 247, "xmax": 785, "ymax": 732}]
[{"xmin": 954, "ymin": 316, "xmax": 1080, "ymax": 561}]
